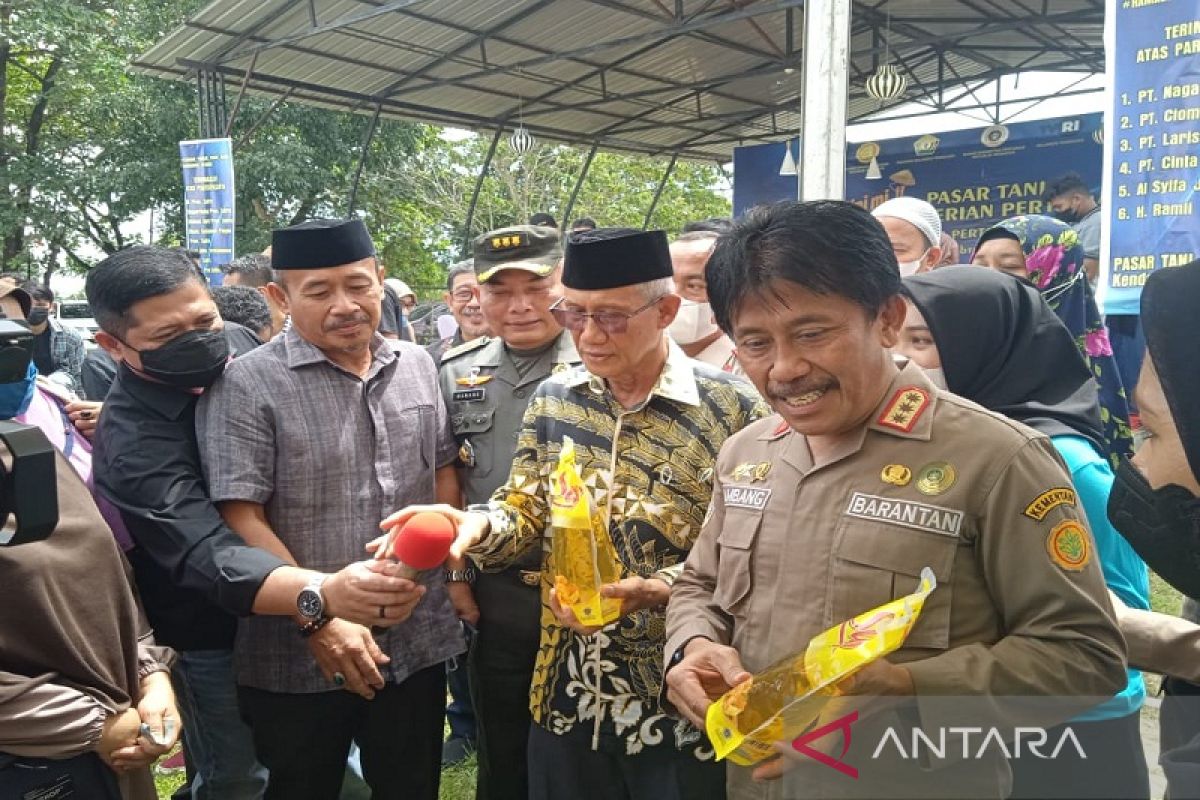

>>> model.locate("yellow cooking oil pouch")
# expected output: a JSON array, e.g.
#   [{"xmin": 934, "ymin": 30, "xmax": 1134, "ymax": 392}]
[
  {"xmin": 550, "ymin": 437, "xmax": 622, "ymax": 627},
  {"xmin": 706, "ymin": 567, "xmax": 937, "ymax": 765}
]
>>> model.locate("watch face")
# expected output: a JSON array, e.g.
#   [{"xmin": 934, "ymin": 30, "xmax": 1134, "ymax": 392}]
[{"xmin": 297, "ymin": 589, "xmax": 322, "ymax": 619}]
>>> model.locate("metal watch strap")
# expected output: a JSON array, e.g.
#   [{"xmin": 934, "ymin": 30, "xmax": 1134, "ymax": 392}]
[
  {"xmin": 445, "ymin": 564, "xmax": 478, "ymax": 584},
  {"xmin": 297, "ymin": 573, "xmax": 329, "ymax": 620}
]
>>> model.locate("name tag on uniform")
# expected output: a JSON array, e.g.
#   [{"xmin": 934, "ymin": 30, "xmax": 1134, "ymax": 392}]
[
  {"xmin": 724, "ymin": 485, "xmax": 772, "ymax": 511},
  {"xmin": 844, "ymin": 492, "xmax": 963, "ymax": 537},
  {"xmin": 452, "ymin": 388, "xmax": 486, "ymax": 403}
]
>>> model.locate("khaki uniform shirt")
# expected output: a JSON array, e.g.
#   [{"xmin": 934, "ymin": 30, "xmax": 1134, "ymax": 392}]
[{"xmin": 666, "ymin": 363, "xmax": 1126, "ymax": 799}]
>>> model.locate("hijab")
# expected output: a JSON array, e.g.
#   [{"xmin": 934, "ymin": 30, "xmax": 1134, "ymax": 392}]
[
  {"xmin": 903, "ymin": 266, "xmax": 1106, "ymax": 453},
  {"xmin": 0, "ymin": 448, "xmax": 152, "ymax": 800},
  {"xmin": 975, "ymin": 215, "xmax": 1134, "ymax": 464},
  {"xmin": 1142, "ymin": 258, "xmax": 1200, "ymax": 483}
]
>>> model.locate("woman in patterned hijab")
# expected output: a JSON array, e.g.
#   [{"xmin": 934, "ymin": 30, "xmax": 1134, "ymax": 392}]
[{"xmin": 972, "ymin": 214, "xmax": 1133, "ymax": 464}]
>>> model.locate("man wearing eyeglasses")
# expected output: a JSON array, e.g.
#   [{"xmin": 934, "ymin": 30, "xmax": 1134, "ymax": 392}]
[
  {"xmin": 386, "ymin": 227, "xmax": 768, "ymax": 800},
  {"xmin": 427, "ymin": 261, "xmax": 491, "ymax": 364}
]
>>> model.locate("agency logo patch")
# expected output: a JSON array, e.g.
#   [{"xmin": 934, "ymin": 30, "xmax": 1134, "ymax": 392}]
[
  {"xmin": 1047, "ymin": 520, "xmax": 1090, "ymax": 571},
  {"xmin": 1023, "ymin": 487, "xmax": 1077, "ymax": 521}
]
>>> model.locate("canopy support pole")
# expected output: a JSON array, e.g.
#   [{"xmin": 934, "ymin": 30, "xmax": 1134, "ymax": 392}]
[
  {"xmin": 463, "ymin": 127, "xmax": 503, "ymax": 255},
  {"xmin": 346, "ymin": 102, "xmax": 382, "ymax": 216},
  {"xmin": 643, "ymin": 153, "xmax": 677, "ymax": 229},
  {"xmin": 799, "ymin": 0, "xmax": 851, "ymax": 200},
  {"xmin": 562, "ymin": 143, "xmax": 599, "ymax": 228}
]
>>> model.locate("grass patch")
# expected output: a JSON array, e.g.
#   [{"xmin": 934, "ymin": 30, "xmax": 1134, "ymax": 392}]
[
  {"xmin": 1149, "ymin": 571, "xmax": 1184, "ymax": 615},
  {"xmin": 440, "ymin": 753, "xmax": 478, "ymax": 800},
  {"xmin": 154, "ymin": 752, "xmax": 478, "ymax": 799}
]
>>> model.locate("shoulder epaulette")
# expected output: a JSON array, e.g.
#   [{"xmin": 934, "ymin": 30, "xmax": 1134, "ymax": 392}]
[{"xmin": 441, "ymin": 336, "xmax": 491, "ymax": 362}]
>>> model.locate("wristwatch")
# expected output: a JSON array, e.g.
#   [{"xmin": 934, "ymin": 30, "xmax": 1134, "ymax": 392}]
[
  {"xmin": 665, "ymin": 635, "xmax": 711, "ymax": 677},
  {"xmin": 297, "ymin": 574, "xmax": 329, "ymax": 621},
  {"xmin": 445, "ymin": 565, "xmax": 478, "ymax": 584}
]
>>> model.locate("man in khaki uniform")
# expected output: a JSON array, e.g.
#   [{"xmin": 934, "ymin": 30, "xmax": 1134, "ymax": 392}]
[
  {"xmin": 438, "ymin": 224, "xmax": 579, "ymax": 799},
  {"xmin": 663, "ymin": 201, "xmax": 1126, "ymax": 799}
]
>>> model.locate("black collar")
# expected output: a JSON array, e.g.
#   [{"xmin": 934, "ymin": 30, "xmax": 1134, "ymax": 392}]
[{"xmin": 112, "ymin": 362, "xmax": 196, "ymax": 421}]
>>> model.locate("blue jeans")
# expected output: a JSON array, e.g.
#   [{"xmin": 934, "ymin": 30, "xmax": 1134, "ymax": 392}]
[
  {"xmin": 446, "ymin": 623, "xmax": 477, "ymax": 742},
  {"xmin": 172, "ymin": 649, "xmax": 268, "ymax": 800}
]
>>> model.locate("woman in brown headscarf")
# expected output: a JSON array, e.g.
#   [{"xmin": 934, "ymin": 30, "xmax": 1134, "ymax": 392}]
[{"xmin": 0, "ymin": 442, "xmax": 178, "ymax": 799}]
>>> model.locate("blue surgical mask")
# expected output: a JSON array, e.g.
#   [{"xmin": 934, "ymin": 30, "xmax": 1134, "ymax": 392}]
[{"xmin": 0, "ymin": 361, "xmax": 37, "ymax": 419}]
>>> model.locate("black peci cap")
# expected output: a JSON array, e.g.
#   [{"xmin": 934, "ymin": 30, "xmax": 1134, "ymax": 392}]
[{"xmin": 562, "ymin": 228, "xmax": 673, "ymax": 291}]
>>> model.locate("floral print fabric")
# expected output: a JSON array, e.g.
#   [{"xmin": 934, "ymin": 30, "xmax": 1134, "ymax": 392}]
[{"xmin": 976, "ymin": 215, "xmax": 1134, "ymax": 464}]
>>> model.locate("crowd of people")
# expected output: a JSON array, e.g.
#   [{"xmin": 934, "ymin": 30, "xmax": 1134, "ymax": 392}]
[{"xmin": 1, "ymin": 187, "xmax": 1198, "ymax": 800}]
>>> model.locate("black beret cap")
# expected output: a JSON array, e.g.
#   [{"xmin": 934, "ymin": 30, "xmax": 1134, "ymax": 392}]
[
  {"xmin": 562, "ymin": 228, "xmax": 672, "ymax": 291},
  {"xmin": 271, "ymin": 218, "xmax": 376, "ymax": 270}
]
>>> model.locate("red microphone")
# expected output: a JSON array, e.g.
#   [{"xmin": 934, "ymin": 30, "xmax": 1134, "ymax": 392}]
[{"xmin": 389, "ymin": 512, "xmax": 456, "ymax": 579}]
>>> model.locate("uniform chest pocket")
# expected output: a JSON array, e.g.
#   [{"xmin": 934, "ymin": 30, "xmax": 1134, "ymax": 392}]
[
  {"xmin": 714, "ymin": 509, "xmax": 763, "ymax": 616},
  {"xmin": 451, "ymin": 407, "xmax": 496, "ymax": 474},
  {"xmin": 829, "ymin": 519, "xmax": 958, "ymax": 650}
]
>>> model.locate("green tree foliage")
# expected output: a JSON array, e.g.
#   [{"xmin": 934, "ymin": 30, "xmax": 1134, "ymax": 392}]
[
  {"xmin": 1, "ymin": 0, "xmax": 730, "ymax": 295},
  {"xmin": 0, "ymin": 1, "xmax": 188, "ymax": 279},
  {"xmin": 368, "ymin": 133, "xmax": 731, "ymax": 293}
]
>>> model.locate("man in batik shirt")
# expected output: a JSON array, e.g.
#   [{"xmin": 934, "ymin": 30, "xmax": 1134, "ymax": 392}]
[{"xmin": 386, "ymin": 228, "xmax": 766, "ymax": 800}]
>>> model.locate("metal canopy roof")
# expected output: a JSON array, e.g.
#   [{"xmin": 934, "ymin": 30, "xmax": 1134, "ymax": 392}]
[{"xmin": 135, "ymin": 0, "xmax": 1105, "ymax": 161}]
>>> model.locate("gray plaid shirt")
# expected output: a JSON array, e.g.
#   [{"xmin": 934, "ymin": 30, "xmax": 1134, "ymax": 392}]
[
  {"xmin": 197, "ymin": 328, "xmax": 463, "ymax": 693},
  {"xmin": 44, "ymin": 319, "xmax": 86, "ymax": 397}
]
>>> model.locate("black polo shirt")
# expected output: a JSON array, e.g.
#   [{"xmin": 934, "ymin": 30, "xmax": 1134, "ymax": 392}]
[{"xmin": 91, "ymin": 323, "xmax": 284, "ymax": 651}]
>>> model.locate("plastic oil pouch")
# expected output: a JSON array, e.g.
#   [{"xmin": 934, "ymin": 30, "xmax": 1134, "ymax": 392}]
[
  {"xmin": 706, "ymin": 567, "xmax": 937, "ymax": 765},
  {"xmin": 550, "ymin": 436, "xmax": 623, "ymax": 627}
]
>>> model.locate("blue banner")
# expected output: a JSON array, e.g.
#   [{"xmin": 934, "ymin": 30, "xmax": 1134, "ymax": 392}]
[
  {"xmin": 179, "ymin": 137, "xmax": 236, "ymax": 285},
  {"xmin": 733, "ymin": 115, "xmax": 1104, "ymax": 258},
  {"xmin": 1100, "ymin": 0, "xmax": 1200, "ymax": 315}
]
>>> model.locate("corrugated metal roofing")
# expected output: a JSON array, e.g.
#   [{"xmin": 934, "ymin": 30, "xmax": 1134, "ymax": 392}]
[{"xmin": 134, "ymin": 0, "xmax": 1104, "ymax": 160}]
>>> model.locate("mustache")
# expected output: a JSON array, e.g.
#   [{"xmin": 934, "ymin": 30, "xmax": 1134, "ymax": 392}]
[
  {"xmin": 323, "ymin": 313, "xmax": 371, "ymax": 331},
  {"xmin": 766, "ymin": 378, "xmax": 835, "ymax": 400}
]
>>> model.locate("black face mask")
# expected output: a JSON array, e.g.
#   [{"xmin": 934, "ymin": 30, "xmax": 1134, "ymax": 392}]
[
  {"xmin": 1052, "ymin": 208, "xmax": 1081, "ymax": 225},
  {"xmin": 26, "ymin": 307, "xmax": 49, "ymax": 326},
  {"xmin": 131, "ymin": 328, "xmax": 230, "ymax": 389},
  {"xmin": 1107, "ymin": 457, "xmax": 1200, "ymax": 598}
]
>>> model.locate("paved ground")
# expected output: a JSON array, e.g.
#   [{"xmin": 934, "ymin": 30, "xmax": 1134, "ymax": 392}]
[{"xmin": 1142, "ymin": 694, "xmax": 1167, "ymax": 799}]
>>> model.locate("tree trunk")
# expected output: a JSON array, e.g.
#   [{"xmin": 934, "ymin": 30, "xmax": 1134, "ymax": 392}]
[
  {"xmin": 4, "ymin": 56, "xmax": 62, "ymax": 265},
  {"xmin": 287, "ymin": 189, "xmax": 319, "ymax": 226},
  {"xmin": 42, "ymin": 241, "xmax": 58, "ymax": 287},
  {"xmin": 0, "ymin": 4, "xmax": 12, "ymax": 271}
]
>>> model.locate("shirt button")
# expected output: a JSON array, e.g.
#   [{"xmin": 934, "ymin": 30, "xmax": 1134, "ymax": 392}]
[
  {"xmin": 473, "ymin": 415, "xmax": 488, "ymax": 424},
  {"xmin": 514, "ymin": 389, "xmax": 527, "ymax": 399}
]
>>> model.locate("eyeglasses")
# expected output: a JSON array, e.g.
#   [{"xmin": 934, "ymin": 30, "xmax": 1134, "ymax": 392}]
[
  {"xmin": 549, "ymin": 295, "xmax": 664, "ymax": 335},
  {"xmin": 450, "ymin": 289, "xmax": 475, "ymax": 302}
]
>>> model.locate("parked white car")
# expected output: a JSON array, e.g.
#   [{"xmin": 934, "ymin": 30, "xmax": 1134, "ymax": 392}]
[{"xmin": 55, "ymin": 299, "xmax": 99, "ymax": 346}]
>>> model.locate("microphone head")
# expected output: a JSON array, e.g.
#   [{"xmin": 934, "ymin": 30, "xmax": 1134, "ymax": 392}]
[{"xmin": 391, "ymin": 511, "xmax": 456, "ymax": 569}]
